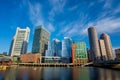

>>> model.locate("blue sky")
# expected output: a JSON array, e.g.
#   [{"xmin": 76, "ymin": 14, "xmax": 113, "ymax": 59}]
[{"xmin": 0, "ymin": 0, "xmax": 120, "ymax": 53}]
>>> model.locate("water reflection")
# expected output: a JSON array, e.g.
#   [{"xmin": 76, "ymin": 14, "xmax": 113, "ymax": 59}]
[{"xmin": 0, "ymin": 66, "xmax": 120, "ymax": 80}]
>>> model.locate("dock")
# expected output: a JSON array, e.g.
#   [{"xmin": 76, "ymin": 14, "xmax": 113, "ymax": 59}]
[{"xmin": 9, "ymin": 63, "xmax": 83, "ymax": 67}]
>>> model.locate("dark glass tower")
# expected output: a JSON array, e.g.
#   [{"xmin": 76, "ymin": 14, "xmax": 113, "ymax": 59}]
[{"xmin": 32, "ymin": 25, "xmax": 50, "ymax": 56}]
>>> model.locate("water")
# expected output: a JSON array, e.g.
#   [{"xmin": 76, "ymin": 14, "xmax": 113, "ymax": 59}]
[{"xmin": 0, "ymin": 67, "xmax": 120, "ymax": 80}]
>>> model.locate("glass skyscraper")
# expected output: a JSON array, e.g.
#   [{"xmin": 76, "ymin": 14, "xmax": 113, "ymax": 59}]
[
  {"xmin": 45, "ymin": 39, "xmax": 62, "ymax": 57},
  {"xmin": 9, "ymin": 27, "xmax": 30, "ymax": 56},
  {"xmin": 62, "ymin": 37, "xmax": 73, "ymax": 57},
  {"xmin": 61, "ymin": 37, "xmax": 73, "ymax": 63},
  {"xmin": 32, "ymin": 25, "xmax": 50, "ymax": 56}
]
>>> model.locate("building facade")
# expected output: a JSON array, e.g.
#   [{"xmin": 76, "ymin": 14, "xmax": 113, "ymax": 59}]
[
  {"xmin": 115, "ymin": 48, "xmax": 120, "ymax": 60},
  {"xmin": 100, "ymin": 33, "xmax": 114, "ymax": 60},
  {"xmin": 20, "ymin": 53, "xmax": 41, "ymax": 63},
  {"xmin": 32, "ymin": 25, "xmax": 50, "ymax": 56},
  {"xmin": 45, "ymin": 39, "xmax": 62, "ymax": 57},
  {"xmin": 45, "ymin": 39, "xmax": 62, "ymax": 63},
  {"xmin": 72, "ymin": 42, "xmax": 88, "ymax": 64},
  {"xmin": 61, "ymin": 37, "xmax": 73, "ymax": 63},
  {"xmin": 9, "ymin": 27, "xmax": 30, "ymax": 56},
  {"xmin": 45, "ymin": 41, "xmax": 54, "ymax": 57},
  {"xmin": 88, "ymin": 27, "xmax": 101, "ymax": 61},
  {"xmin": 99, "ymin": 39, "xmax": 108, "ymax": 61}
]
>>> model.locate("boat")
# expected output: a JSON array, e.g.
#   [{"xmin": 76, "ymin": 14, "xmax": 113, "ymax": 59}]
[{"xmin": 0, "ymin": 66, "xmax": 8, "ymax": 70}]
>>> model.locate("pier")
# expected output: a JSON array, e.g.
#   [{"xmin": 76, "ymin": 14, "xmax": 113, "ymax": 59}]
[{"xmin": 9, "ymin": 63, "xmax": 83, "ymax": 67}]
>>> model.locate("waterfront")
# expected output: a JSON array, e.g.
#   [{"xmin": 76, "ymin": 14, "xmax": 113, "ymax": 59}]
[{"xmin": 0, "ymin": 67, "xmax": 120, "ymax": 80}]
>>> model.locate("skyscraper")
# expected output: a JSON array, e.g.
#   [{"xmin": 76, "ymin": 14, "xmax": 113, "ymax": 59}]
[
  {"xmin": 100, "ymin": 33, "xmax": 114, "ymax": 60},
  {"xmin": 61, "ymin": 37, "xmax": 73, "ymax": 63},
  {"xmin": 72, "ymin": 42, "xmax": 88, "ymax": 64},
  {"xmin": 88, "ymin": 27, "xmax": 101, "ymax": 61},
  {"xmin": 45, "ymin": 39, "xmax": 62, "ymax": 57},
  {"xmin": 52, "ymin": 39, "xmax": 62, "ymax": 57},
  {"xmin": 115, "ymin": 48, "xmax": 120, "ymax": 60},
  {"xmin": 99, "ymin": 39, "xmax": 108, "ymax": 61},
  {"xmin": 9, "ymin": 27, "xmax": 30, "ymax": 56},
  {"xmin": 45, "ymin": 41, "xmax": 54, "ymax": 56},
  {"xmin": 32, "ymin": 25, "xmax": 50, "ymax": 56}
]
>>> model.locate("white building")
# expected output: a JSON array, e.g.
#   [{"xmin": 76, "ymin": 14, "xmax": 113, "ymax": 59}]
[{"xmin": 9, "ymin": 27, "xmax": 30, "ymax": 56}]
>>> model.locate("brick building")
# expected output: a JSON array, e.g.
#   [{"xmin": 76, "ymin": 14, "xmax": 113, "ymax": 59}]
[{"xmin": 20, "ymin": 53, "xmax": 41, "ymax": 63}]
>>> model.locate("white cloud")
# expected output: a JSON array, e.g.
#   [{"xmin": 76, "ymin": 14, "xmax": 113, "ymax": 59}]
[
  {"xmin": 80, "ymin": 17, "xmax": 120, "ymax": 35},
  {"xmin": 28, "ymin": 2, "xmax": 43, "ymax": 26},
  {"xmin": 48, "ymin": 0, "xmax": 66, "ymax": 22},
  {"xmin": 47, "ymin": 23, "xmax": 55, "ymax": 32},
  {"xmin": 96, "ymin": 17, "xmax": 120, "ymax": 33},
  {"xmin": 20, "ymin": 1, "xmax": 56, "ymax": 33},
  {"xmin": 113, "ymin": 46, "xmax": 120, "ymax": 50},
  {"xmin": 103, "ymin": 0, "xmax": 113, "ymax": 9}
]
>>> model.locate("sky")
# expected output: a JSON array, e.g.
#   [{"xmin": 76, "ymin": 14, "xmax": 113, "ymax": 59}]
[{"xmin": 0, "ymin": 0, "xmax": 120, "ymax": 53}]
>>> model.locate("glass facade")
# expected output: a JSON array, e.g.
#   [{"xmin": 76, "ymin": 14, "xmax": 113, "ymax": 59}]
[
  {"xmin": 32, "ymin": 25, "xmax": 50, "ymax": 56},
  {"xmin": 75, "ymin": 42, "xmax": 87, "ymax": 58},
  {"xmin": 72, "ymin": 42, "xmax": 88, "ymax": 64},
  {"xmin": 45, "ymin": 39, "xmax": 62, "ymax": 57},
  {"xmin": 62, "ymin": 37, "xmax": 73, "ymax": 57}
]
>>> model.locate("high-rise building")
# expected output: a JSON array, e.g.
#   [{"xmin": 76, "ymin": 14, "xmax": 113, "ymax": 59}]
[
  {"xmin": 45, "ymin": 39, "xmax": 62, "ymax": 57},
  {"xmin": 88, "ymin": 27, "xmax": 101, "ymax": 61},
  {"xmin": 115, "ymin": 48, "xmax": 120, "ymax": 60},
  {"xmin": 61, "ymin": 37, "xmax": 73, "ymax": 63},
  {"xmin": 52, "ymin": 39, "xmax": 62, "ymax": 57},
  {"xmin": 32, "ymin": 25, "xmax": 50, "ymax": 56},
  {"xmin": 9, "ymin": 27, "xmax": 30, "ymax": 56},
  {"xmin": 87, "ymin": 49, "xmax": 93, "ymax": 62},
  {"xmin": 72, "ymin": 42, "xmax": 88, "ymax": 64},
  {"xmin": 100, "ymin": 33, "xmax": 114, "ymax": 60},
  {"xmin": 99, "ymin": 39, "xmax": 108, "ymax": 61}
]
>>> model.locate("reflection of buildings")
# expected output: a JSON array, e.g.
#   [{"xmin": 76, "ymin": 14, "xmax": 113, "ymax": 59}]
[
  {"xmin": 32, "ymin": 25, "xmax": 50, "ymax": 56},
  {"xmin": 115, "ymin": 48, "xmax": 120, "ymax": 60},
  {"xmin": 5, "ymin": 69, "xmax": 17, "ymax": 80},
  {"xmin": 9, "ymin": 27, "xmax": 30, "ymax": 56},
  {"xmin": 72, "ymin": 42, "xmax": 88, "ymax": 64},
  {"xmin": 72, "ymin": 67, "xmax": 90, "ymax": 80},
  {"xmin": 17, "ymin": 67, "xmax": 43, "ymax": 80},
  {"xmin": 100, "ymin": 33, "xmax": 114, "ymax": 60},
  {"xmin": 61, "ymin": 37, "xmax": 73, "ymax": 63},
  {"xmin": 88, "ymin": 27, "xmax": 101, "ymax": 61},
  {"xmin": 43, "ymin": 67, "xmax": 72, "ymax": 80}
]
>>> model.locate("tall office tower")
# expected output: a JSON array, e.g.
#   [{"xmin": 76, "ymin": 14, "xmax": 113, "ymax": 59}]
[
  {"xmin": 52, "ymin": 39, "xmax": 62, "ymax": 57},
  {"xmin": 61, "ymin": 37, "xmax": 73, "ymax": 63},
  {"xmin": 32, "ymin": 25, "xmax": 50, "ymax": 56},
  {"xmin": 115, "ymin": 48, "xmax": 120, "ymax": 60},
  {"xmin": 45, "ymin": 39, "xmax": 62, "ymax": 57},
  {"xmin": 72, "ymin": 42, "xmax": 88, "ymax": 64},
  {"xmin": 99, "ymin": 39, "xmax": 108, "ymax": 61},
  {"xmin": 9, "ymin": 27, "xmax": 30, "ymax": 56},
  {"xmin": 100, "ymin": 33, "xmax": 114, "ymax": 60},
  {"xmin": 88, "ymin": 27, "xmax": 101, "ymax": 61},
  {"xmin": 45, "ymin": 41, "xmax": 54, "ymax": 56}
]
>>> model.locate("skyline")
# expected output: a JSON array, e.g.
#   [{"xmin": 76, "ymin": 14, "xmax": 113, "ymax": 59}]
[{"xmin": 0, "ymin": 0, "xmax": 120, "ymax": 53}]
